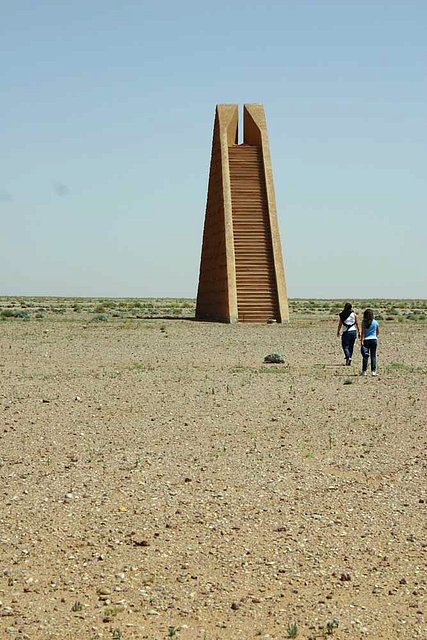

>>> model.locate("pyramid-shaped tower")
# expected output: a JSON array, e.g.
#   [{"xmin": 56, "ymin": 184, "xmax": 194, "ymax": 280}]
[{"xmin": 196, "ymin": 104, "xmax": 289, "ymax": 323}]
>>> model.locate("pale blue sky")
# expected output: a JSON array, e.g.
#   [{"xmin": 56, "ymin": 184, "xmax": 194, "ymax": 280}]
[{"xmin": 1, "ymin": 1, "xmax": 426, "ymax": 298}]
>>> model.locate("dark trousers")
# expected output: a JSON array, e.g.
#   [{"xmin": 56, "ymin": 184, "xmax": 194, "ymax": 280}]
[
  {"xmin": 341, "ymin": 331, "xmax": 357, "ymax": 361},
  {"xmin": 361, "ymin": 339, "xmax": 377, "ymax": 372}
]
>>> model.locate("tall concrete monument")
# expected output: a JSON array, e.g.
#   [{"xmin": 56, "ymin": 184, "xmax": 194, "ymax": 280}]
[{"xmin": 196, "ymin": 104, "xmax": 289, "ymax": 323}]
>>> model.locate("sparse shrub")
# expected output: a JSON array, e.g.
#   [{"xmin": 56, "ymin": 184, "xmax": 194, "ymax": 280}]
[
  {"xmin": 264, "ymin": 353, "xmax": 285, "ymax": 364},
  {"xmin": 91, "ymin": 313, "xmax": 109, "ymax": 322},
  {"xmin": 1, "ymin": 309, "xmax": 30, "ymax": 320},
  {"xmin": 326, "ymin": 618, "xmax": 339, "ymax": 634},
  {"xmin": 94, "ymin": 303, "xmax": 107, "ymax": 313},
  {"xmin": 389, "ymin": 361, "xmax": 406, "ymax": 369},
  {"xmin": 287, "ymin": 622, "xmax": 298, "ymax": 638}
]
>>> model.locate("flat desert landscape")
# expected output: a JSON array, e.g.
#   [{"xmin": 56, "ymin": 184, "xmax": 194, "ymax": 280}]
[{"xmin": 0, "ymin": 298, "xmax": 426, "ymax": 640}]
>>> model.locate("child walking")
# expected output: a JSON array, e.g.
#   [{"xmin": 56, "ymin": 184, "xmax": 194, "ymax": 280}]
[{"xmin": 360, "ymin": 309, "xmax": 379, "ymax": 376}]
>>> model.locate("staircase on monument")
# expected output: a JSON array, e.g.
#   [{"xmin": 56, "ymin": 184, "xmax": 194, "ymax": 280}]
[{"xmin": 228, "ymin": 145, "xmax": 280, "ymax": 322}]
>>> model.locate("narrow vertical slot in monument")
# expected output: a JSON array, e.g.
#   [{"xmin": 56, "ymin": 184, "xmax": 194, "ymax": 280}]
[{"xmin": 196, "ymin": 104, "xmax": 288, "ymax": 323}]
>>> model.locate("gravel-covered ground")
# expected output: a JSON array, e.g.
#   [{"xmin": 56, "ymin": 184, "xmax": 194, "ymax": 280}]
[{"xmin": 0, "ymin": 315, "xmax": 425, "ymax": 639}]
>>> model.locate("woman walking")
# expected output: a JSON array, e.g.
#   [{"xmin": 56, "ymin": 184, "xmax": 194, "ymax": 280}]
[
  {"xmin": 360, "ymin": 308, "xmax": 379, "ymax": 376},
  {"xmin": 337, "ymin": 302, "xmax": 360, "ymax": 365}
]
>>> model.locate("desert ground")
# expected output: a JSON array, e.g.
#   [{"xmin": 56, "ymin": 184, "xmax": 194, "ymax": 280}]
[{"xmin": 0, "ymin": 298, "xmax": 426, "ymax": 640}]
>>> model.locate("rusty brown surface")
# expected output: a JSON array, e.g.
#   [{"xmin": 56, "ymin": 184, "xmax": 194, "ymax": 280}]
[{"xmin": 196, "ymin": 104, "xmax": 288, "ymax": 323}]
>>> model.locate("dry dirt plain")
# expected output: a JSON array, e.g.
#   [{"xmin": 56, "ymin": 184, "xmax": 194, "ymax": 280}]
[{"xmin": 0, "ymin": 309, "xmax": 426, "ymax": 640}]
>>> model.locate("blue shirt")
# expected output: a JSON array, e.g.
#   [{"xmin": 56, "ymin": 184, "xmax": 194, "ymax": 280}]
[{"xmin": 364, "ymin": 319, "xmax": 378, "ymax": 340}]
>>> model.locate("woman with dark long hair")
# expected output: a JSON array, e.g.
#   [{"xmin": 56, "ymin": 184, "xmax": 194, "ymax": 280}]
[
  {"xmin": 360, "ymin": 308, "xmax": 379, "ymax": 376},
  {"xmin": 337, "ymin": 302, "xmax": 360, "ymax": 365}
]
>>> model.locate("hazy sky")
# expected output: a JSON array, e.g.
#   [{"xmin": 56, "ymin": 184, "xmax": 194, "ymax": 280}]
[{"xmin": 1, "ymin": 1, "xmax": 426, "ymax": 298}]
